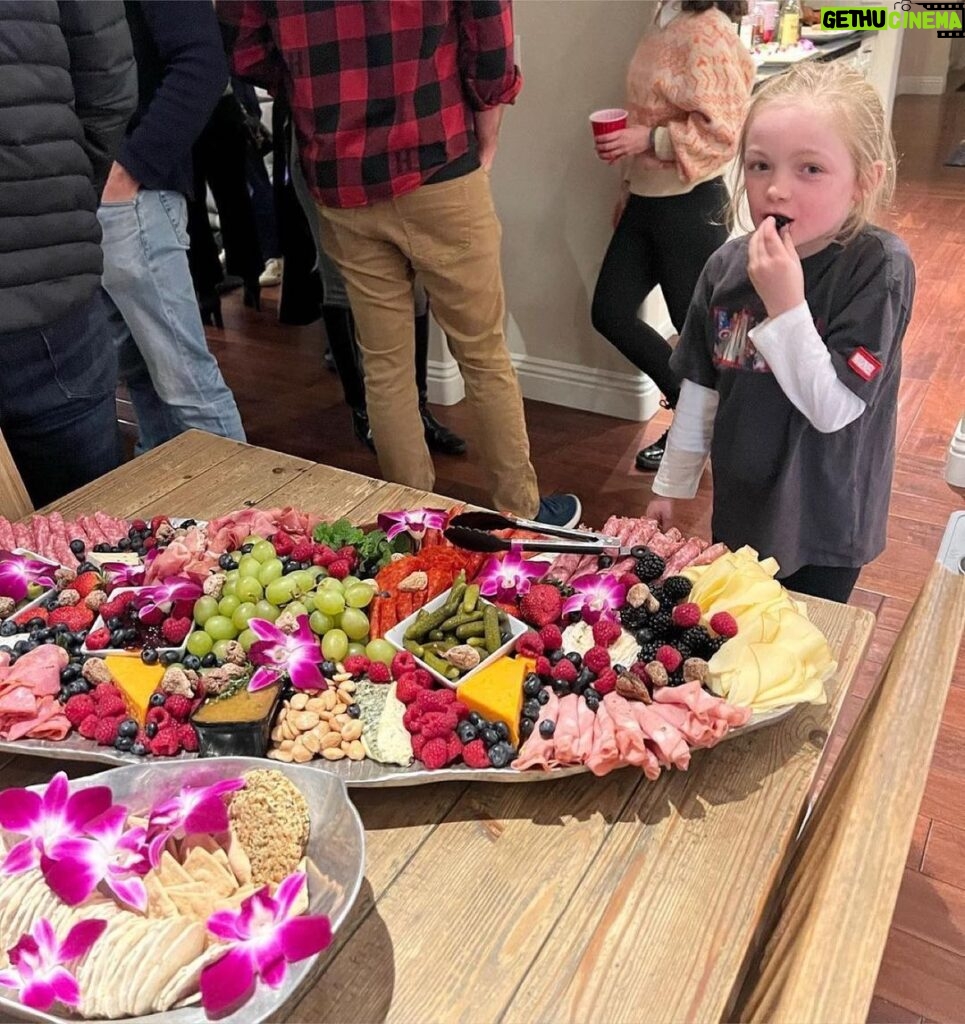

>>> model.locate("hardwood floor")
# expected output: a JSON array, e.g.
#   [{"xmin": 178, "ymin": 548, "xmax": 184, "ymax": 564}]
[{"xmin": 188, "ymin": 80, "xmax": 963, "ymax": 1024}]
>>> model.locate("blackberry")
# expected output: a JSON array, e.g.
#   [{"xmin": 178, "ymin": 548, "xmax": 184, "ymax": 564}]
[
  {"xmin": 650, "ymin": 586, "xmax": 676, "ymax": 613},
  {"xmin": 675, "ymin": 643, "xmax": 692, "ymax": 662},
  {"xmin": 668, "ymin": 669, "xmax": 685, "ymax": 687},
  {"xmin": 634, "ymin": 549, "xmax": 665, "ymax": 583},
  {"xmin": 662, "ymin": 576, "xmax": 693, "ymax": 602},
  {"xmin": 647, "ymin": 609, "xmax": 673, "ymax": 639},
  {"xmin": 704, "ymin": 635, "xmax": 728, "ymax": 656},
  {"xmin": 681, "ymin": 626, "xmax": 711, "ymax": 655},
  {"xmin": 638, "ymin": 642, "xmax": 660, "ymax": 664},
  {"xmin": 620, "ymin": 605, "xmax": 647, "ymax": 631}
]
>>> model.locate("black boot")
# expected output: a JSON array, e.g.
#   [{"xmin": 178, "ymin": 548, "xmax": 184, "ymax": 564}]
[
  {"xmin": 635, "ymin": 429, "xmax": 669, "ymax": 471},
  {"xmin": 321, "ymin": 306, "xmax": 370, "ymax": 451},
  {"xmin": 351, "ymin": 408, "xmax": 375, "ymax": 452},
  {"xmin": 414, "ymin": 309, "xmax": 467, "ymax": 456}
]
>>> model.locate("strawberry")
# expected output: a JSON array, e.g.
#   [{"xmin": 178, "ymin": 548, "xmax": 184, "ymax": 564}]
[
  {"xmin": 48, "ymin": 605, "xmax": 94, "ymax": 631},
  {"xmin": 71, "ymin": 571, "xmax": 103, "ymax": 599},
  {"xmin": 13, "ymin": 608, "xmax": 47, "ymax": 627}
]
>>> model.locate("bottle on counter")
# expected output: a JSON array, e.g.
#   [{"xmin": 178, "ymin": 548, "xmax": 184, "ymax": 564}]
[{"xmin": 779, "ymin": 0, "xmax": 801, "ymax": 47}]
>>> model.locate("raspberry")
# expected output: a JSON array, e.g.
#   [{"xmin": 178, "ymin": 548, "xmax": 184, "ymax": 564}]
[
  {"xmin": 420, "ymin": 737, "xmax": 449, "ymax": 770},
  {"xmin": 367, "ymin": 662, "xmax": 391, "ymax": 684},
  {"xmin": 78, "ymin": 714, "xmax": 99, "ymax": 740},
  {"xmin": 516, "ymin": 632, "xmax": 544, "ymax": 659},
  {"xmin": 99, "ymin": 594, "xmax": 134, "ymax": 619},
  {"xmin": 619, "ymin": 572, "xmax": 641, "ymax": 590},
  {"xmin": 313, "ymin": 545, "xmax": 337, "ymax": 567},
  {"xmin": 146, "ymin": 706, "xmax": 173, "ymax": 730},
  {"xmin": 419, "ymin": 711, "xmax": 459, "ymax": 740},
  {"xmin": 452, "ymin": 700, "xmax": 469, "ymax": 721},
  {"xmin": 135, "ymin": 730, "xmax": 151, "ymax": 749},
  {"xmin": 290, "ymin": 541, "xmax": 313, "ymax": 563},
  {"xmin": 335, "ymin": 546, "xmax": 358, "ymax": 567},
  {"xmin": 462, "ymin": 738, "xmax": 491, "ymax": 769},
  {"xmin": 161, "ymin": 616, "xmax": 192, "ymax": 646},
  {"xmin": 655, "ymin": 645, "xmax": 683, "ymax": 673},
  {"xmin": 592, "ymin": 618, "xmax": 622, "ymax": 648},
  {"xmin": 149, "ymin": 727, "xmax": 181, "ymax": 757},
  {"xmin": 71, "ymin": 572, "xmax": 103, "ymax": 599},
  {"xmin": 629, "ymin": 661, "xmax": 650, "ymax": 682},
  {"xmin": 710, "ymin": 612, "xmax": 739, "ymax": 639},
  {"xmin": 163, "ymin": 694, "xmax": 193, "ymax": 722},
  {"xmin": 391, "ymin": 651, "xmax": 417, "ymax": 679},
  {"xmin": 447, "ymin": 732, "xmax": 462, "ymax": 763},
  {"xmin": 671, "ymin": 603, "xmax": 701, "ymax": 629},
  {"xmin": 178, "ymin": 724, "xmax": 199, "ymax": 752},
  {"xmin": 551, "ymin": 659, "xmax": 578, "ymax": 684},
  {"xmin": 518, "ymin": 584, "xmax": 563, "ymax": 628},
  {"xmin": 403, "ymin": 706, "xmax": 423, "ymax": 732},
  {"xmin": 416, "ymin": 688, "xmax": 455, "ymax": 713},
  {"xmin": 131, "ymin": 519, "xmax": 147, "ymax": 532},
  {"xmin": 343, "ymin": 655, "xmax": 371, "ymax": 677},
  {"xmin": 93, "ymin": 716, "xmax": 121, "ymax": 747},
  {"xmin": 593, "ymin": 668, "xmax": 617, "ymax": 695},
  {"xmin": 538, "ymin": 624, "xmax": 563, "ymax": 651},
  {"xmin": 395, "ymin": 673, "xmax": 423, "ymax": 705},
  {"xmin": 64, "ymin": 695, "xmax": 95, "ymax": 727},
  {"xmin": 535, "ymin": 656, "xmax": 552, "ymax": 678},
  {"xmin": 98, "ymin": 695, "xmax": 126, "ymax": 718},
  {"xmin": 327, "ymin": 559, "xmax": 350, "ymax": 580},
  {"xmin": 92, "ymin": 682, "xmax": 120, "ymax": 704},
  {"xmin": 583, "ymin": 646, "xmax": 611, "ymax": 674},
  {"xmin": 272, "ymin": 531, "xmax": 294, "ymax": 557},
  {"xmin": 411, "ymin": 732, "xmax": 426, "ymax": 759},
  {"xmin": 412, "ymin": 668, "xmax": 432, "ymax": 688}
]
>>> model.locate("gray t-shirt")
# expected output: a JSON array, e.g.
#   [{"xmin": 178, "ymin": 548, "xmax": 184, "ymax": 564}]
[{"xmin": 671, "ymin": 226, "xmax": 915, "ymax": 577}]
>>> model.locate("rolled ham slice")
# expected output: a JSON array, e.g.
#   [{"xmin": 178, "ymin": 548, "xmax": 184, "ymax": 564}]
[
  {"xmin": 552, "ymin": 694, "xmax": 583, "ymax": 765},
  {"xmin": 629, "ymin": 701, "xmax": 691, "ymax": 771},
  {"xmin": 512, "ymin": 691, "xmax": 562, "ymax": 771},
  {"xmin": 584, "ymin": 699, "xmax": 623, "ymax": 777},
  {"xmin": 602, "ymin": 692, "xmax": 662, "ymax": 779}
]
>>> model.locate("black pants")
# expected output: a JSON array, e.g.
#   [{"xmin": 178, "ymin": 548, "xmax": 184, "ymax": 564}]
[
  {"xmin": 779, "ymin": 565, "xmax": 862, "ymax": 604},
  {"xmin": 591, "ymin": 178, "xmax": 729, "ymax": 407}
]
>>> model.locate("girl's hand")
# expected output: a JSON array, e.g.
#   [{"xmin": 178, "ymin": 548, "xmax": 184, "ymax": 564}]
[
  {"xmin": 748, "ymin": 216, "xmax": 805, "ymax": 319},
  {"xmin": 646, "ymin": 497, "xmax": 674, "ymax": 531},
  {"xmin": 595, "ymin": 124, "xmax": 652, "ymax": 163}
]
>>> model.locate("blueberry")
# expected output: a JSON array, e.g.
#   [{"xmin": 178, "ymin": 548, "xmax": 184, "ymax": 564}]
[
  {"xmin": 522, "ymin": 699, "xmax": 541, "ymax": 721},
  {"xmin": 141, "ymin": 647, "xmax": 159, "ymax": 665},
  {"xmin": 565, "ymin": 651, "xmax": 582, "ymax": 669},
  {"xmin": 53, "ymin": 622, "xmax": 70, "ymax": 635},
  {"xmin": 536, "ymin": 688, "xmax": 549, "ymax": 706},
  {"xmin": 347, "ymin": 703, "xmax": 361, "ymax": 718},
  {"xmin": 0, "ymin": 620, "xmax": 16, "ymax": 637},
  {"xmin": 241, "ymin": 543, "xmax": 254, "ymax": 554},
  {"xmin": 60, "ymin": 665, "xmax": 78, "ymax": 683},
  {"xmin": 487, "ymin": 742, "xmax": 514, "ymax": 769},
  {"xmin": 13, "ymin": 641, "xmax": 29, "ymax": 655},
  {"xmin": 584, "ymin": 687, "xmax": 601, "ymax": 702},
  {"xmin": 201, "ymin": 653, "xmax": 218, "ymax": 668},
  {"xmin": 321, "ymin": 660, "xmax": 337, "ymax": 677},
  {"xmin": 130, "ymin": 742, "xmax": 148, "ymax": 756},
  {"xmin": 467, "ymin": 711, "xmax": 485, "ymax": 729},
  {"xmin": 183, "ymin": 654, "xmax": 201, "ymax": 671},
  {"xmin": 520, "ymin": 717, "xmax": 535, "ymax": 739},
  {"xmin": 149, "ymin": 692, "xmax": 167, "ymax": 707},
  {"xmin": 128, "ymin": 527, "xmax": 140, "ymax": 541},
  {"xmin": 613, "ymin": 663, "xmax": 627, "ymax": 675},
  {"xmin": 218, "ymin": 554, "xmax": 236, "ymax": 571},
  {"xmin": 456, "ymin": 721, "xmax": 478, "ymax": 744},
  {"xmin": 480, "ymin": 726, "xmax": 499, "ymax": 747},
  {"xmin": 77, "ymin": 562, "xmax": 98, "ymax": 575},
  {"xmin": 551, "ymin": 679, "xmax": 570, "ymax": 697},
  {"xmin": 585, "ymin": 695, "xmax": 600, "ymax": 712},
  {"xmin": 109, "ymin": 630, "xmax": 124, "ymax": 647},
  {"xmin": 548, "ymin": 649, "xmax": 565, "ymax": 666},
  {"xmin": 27, "ymin": 617, "xmax": 45, "ymax": 631},
  {"xmin": 66, "ymin": 680, "xmax": 88, "ymax": 697},
  {"xmin": 117, "ymin": 538, "xmax": 131, "ymax": 551},
  {"xmin": 67, "ymin": 640, "xmax": 83, "ymax": 655},
  {"xmin": 121, "ymin": 628, "xmax": 138, "ymax": 644},
  {"xmin": 69, "ymin": 539, "xmax": 86, "ymax": 558},
  {"xmin": 145, "ymin": 723, "xmax": 158, "ymax": 738},
  {"xmin": 107, "ymin": 616, "xmax": 123, "ymax": 630},
  {"xmin": 492, "ymin": 721, "xmax": 509, "ymax": 742},
  {"xmin": 539, "ymin": 719, "xmax": 556, "ymax": 738},
  {"xmin": 118, "ymin": 719, "xmax": 138, "ymax": 738},
  {"xmin": 522, "ymin": 673, "xmax": 542, "ymax": 698},
  {"xmin": 160, "ymin": 650, "xmax": 179, "ymax": 666},
  {"xmin": 114, "ymin": 736, "xmax": 134, "ymax": 751},
  {"xmin": 597, "ymin": 554, "xmax": 613, "ymax": 569},
  {"xmin": 93, "ymin": 543, "xmax": 110, "ymax": 553}
]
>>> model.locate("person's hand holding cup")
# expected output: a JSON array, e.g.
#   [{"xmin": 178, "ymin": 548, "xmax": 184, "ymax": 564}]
[{"xmin": 590, "ymin": 110, "xmax": 652, "ymax": 164}]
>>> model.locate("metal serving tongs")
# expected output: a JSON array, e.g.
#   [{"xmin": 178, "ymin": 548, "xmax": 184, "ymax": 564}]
[{"xmin": 445, "ymin": 510, "xmax": 628, "ymax": 557}]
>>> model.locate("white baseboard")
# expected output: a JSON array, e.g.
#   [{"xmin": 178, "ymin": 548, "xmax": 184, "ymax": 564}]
[
  {"xmin": 425, "ymin": 359, "xmax": 466, "ymax": 406},
  {"xmin": 946, "ymin": 415, "xmax": 965, "ymax": 487},
  {"xmin": 897, "ymin": 75, "xmax": 947, "ymax": 95}
]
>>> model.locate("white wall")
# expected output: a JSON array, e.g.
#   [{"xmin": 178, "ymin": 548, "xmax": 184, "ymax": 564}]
[{"xmin": 428, "ymin": 0, "xmax": 664, "ymax": 422}]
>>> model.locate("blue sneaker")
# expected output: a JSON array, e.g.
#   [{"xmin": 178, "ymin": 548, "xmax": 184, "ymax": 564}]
[{"xmin": 535, "ymin": 493, "xmax": 582, "ymax": 530}]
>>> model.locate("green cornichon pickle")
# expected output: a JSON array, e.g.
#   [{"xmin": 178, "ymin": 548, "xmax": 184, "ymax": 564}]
[
  {"xmin": 423, "ymin": 650, "xmax": 452, "ymax": 676},
  {"xmin": 461, "ymin": 584, "xmax": 480, "ymax": 615},
  {"xmin": 439, "ymin": 610, "xmax": 483, "ymax": 632},
  {"xmin": 442, "ymin": 574, "xmax": 467, "ymax": 615},
  {"xmin": 404, "ymin": 604, "xmax": 451, "ymax": 641},
  {"xmin": 455, "ymin": 621, "xmax": 486, "ymax": 639},
  {"xmin": 403, "ymin": 639, "xmax": 425, "ymax": 658},
  {"xmin": 483, "ymin": 603, "xmax": 501, "ymax": 653}
]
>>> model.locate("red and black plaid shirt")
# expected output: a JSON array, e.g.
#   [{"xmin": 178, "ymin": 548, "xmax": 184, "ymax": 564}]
[{"xmin": 219, "ymin": 1, "xmax": 521, "ymax": 208}]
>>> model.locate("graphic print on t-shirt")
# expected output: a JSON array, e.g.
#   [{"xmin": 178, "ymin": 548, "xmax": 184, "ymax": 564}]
[{"xmin": 711, "ymin": 306, "xmax": 770, "ymax": 372}]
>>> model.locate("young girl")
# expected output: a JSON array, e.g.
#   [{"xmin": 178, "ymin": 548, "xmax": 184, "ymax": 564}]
[{"xmin": 646, "ymin": 61, "xmax": 916, "ymax": 603}]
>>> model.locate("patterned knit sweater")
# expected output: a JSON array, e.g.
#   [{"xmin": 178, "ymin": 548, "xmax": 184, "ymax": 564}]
[{"xmin": 625, "ymin": 8, "xmax": 754, "ymax": 198}]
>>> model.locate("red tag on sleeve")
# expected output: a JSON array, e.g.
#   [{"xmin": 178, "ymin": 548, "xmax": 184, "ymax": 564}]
[{"xmin": 847, "ymin": 347, "xmax": 882, "ymax": 381}]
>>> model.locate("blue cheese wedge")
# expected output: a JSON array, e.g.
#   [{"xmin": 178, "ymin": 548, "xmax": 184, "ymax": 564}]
[{"xmin": 357, "ymin": 681, "xmax": 413, "ymax": 766}]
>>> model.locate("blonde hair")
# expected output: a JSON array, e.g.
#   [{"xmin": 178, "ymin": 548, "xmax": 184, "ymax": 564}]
[{"xmin": 728, "ymin": 62, "xmax": 897, "ymax": 244}]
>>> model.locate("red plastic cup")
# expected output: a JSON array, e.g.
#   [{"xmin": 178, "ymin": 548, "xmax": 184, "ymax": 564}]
[{"xmin": 589, "ymin": 108, "xmax": 628, "ymax": 138}]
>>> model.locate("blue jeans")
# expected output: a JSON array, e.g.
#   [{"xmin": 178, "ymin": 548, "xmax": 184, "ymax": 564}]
[
  {"xmin": 0, "ymin": 291, "xmax": 121, "ymax": 507},
  {"xmin": 98, "ymin": 189, "xmax": 246, "ymax": 451}
]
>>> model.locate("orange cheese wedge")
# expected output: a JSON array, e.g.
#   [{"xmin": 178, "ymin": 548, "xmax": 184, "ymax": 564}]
[
  {"xmin": 104, "ymin": 656, "xmax": 165, "ymax": 724},
  {"xmin": 457, "ymin": 656, "xmax": 526, "ymax": 747}
]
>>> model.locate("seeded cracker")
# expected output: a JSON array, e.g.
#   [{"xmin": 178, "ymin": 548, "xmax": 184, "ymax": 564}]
[{"xmin": 227, "ymin": 769, "xmax": 310, "ymax": 885}]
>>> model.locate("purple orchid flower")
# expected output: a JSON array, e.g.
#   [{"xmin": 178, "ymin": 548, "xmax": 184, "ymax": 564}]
[
  {"xmin": 0, "ymin": 917, "xmax": 107, "ymax": 1011},
  {"xmin": 145, "ymin": 777, "xmax": 246, "ymax": 868},
  {"xmin": 200, "ymin": 872, "xmax": 332, "ymax": 1015},
  {"xmin": 100, "ymin": 562, "xmax": 146, "ymax": 588},
  {"xmin": 132, "ymin": 575, "xmax": 202, "ymax": 621},
  {"xmin": 0, "ymin": 551, "xmax": 57, "ymax": 604},
  {"xmin": 376, "ymin": 507, "xmax": 448, "ymax": 543},
  {"xmin": 247, "ymin": 615, "xmax": 324, "ymax": 692},
  {"xmin": 561, "ymin": 573, "xmax": 628, "ymax": 625},
  {"xmin": 0, "ymin": 772, "xmax": 113, "ymax": 876},
  {"xmin": 42, "ymin": 805, "xmax": 151, "ymax": 911},
  {"xmin": 476, "ymin": 550, "xmax": 545, "ymax": 603}
]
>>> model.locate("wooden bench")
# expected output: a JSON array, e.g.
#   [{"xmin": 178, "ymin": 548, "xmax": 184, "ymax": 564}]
[{"xmin": 0, "ymin": 427, "xmax": 32, "ymax": 521}]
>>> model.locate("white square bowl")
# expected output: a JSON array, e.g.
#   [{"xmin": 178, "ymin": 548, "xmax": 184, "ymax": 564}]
[
  {"xmin": 385, "ymin": 585, "xmax": 529, "ymax": 689},
  {"xmin": 80, "ymin": 585, "xmax": 189, "ymax": 660}
]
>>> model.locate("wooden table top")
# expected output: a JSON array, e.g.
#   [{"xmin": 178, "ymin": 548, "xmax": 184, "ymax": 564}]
[{"xmin": 2, "ymin": 432, "xmax": 876, "ymax": 1023}]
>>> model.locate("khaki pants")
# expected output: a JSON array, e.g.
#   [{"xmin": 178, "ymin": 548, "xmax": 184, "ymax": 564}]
[{"xmin": 315, "ymin": 168, "xmax": 539, "ymax": 518}]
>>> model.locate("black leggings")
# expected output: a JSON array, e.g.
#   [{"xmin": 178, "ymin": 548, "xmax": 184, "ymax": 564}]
[
  {"xmin": 591, "ymin": 178, "xmax": 729, "ymax": 408},
  {"xmin": 779, "ymin": 565, "xmax": 862, "ymax": 604}
]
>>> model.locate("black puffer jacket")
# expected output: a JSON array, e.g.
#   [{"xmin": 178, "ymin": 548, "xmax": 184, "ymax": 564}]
[{"xmin": 0, "ymin": 0, "xmax": 136, "ymax": 333}]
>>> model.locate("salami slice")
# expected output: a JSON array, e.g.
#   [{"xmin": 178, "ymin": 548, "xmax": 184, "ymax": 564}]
[{"xmin": 0, "ymin": 517, "xmax": 15, "ymax": 550}]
